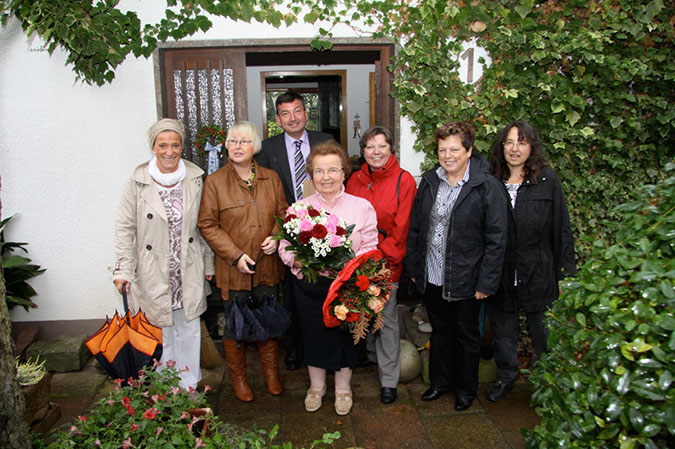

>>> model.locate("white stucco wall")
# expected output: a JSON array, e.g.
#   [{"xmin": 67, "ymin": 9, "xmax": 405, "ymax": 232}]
[{"xmin": 0, "ymin": 2, "xmax": 417, "ymax": 324}]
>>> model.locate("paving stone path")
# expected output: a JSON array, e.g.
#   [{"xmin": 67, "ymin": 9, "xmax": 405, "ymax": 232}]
[{"xmin": 48, "ymin": 349, "xmax": 539, "ymax": 449}]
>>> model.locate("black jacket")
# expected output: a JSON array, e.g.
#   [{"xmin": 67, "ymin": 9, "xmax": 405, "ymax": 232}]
[
  {"xmin": 256, "ymin": 130, "xmax": 334, "ymax": 205},
  {"xmin": 405, "ymin": 154, "xmax": 508, "ymax": 300},
  {"xmin": 488, "ymin": 166, "xmax": 576, "ymax": 312}
]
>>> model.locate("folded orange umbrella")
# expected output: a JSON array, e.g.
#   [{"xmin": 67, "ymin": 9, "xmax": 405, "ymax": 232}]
[{"xmin": 86, "ymin": 290, "xmax": 162, "ymax": 381}]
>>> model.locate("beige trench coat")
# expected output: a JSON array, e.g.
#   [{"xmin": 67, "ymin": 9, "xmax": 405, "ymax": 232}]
[{"xmin": 113, "ymin": 160, "xmax": 215, "ymax": 327}]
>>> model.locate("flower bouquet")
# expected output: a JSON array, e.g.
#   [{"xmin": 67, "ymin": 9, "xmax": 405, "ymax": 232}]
[
  {"xmin": 275, "ymin": 201, "xmax": 355, "ymax": 283},
  {"xmin": 323, "ymin": 250, "xmax": 392, "ymax": 344}
]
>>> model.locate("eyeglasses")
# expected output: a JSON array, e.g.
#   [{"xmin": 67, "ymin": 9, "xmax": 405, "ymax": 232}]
[
  {"xmin": 226, "ymin": 139, "xmax": 252, "ymax": 146},
  {"xmin": 503, "ymin": 140, "xmax": 530, "ymax": 150},
  {"xmin": 313, "ymin": 168, "xmax": 343, "ymax": 176}
]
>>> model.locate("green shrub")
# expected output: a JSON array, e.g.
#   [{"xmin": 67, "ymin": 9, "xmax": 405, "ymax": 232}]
[
  {"xmin": 1, "ymin": 214, "xmax": 45, "ymax": 311},
  {"xmin": 523, "ymin": 164, "xmax": 675, "ymax": 448}
]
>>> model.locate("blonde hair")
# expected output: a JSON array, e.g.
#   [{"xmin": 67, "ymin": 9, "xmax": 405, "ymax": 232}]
[{"xmin": 227, "ymin": 121, "xmax": 262, "ymax": 154}]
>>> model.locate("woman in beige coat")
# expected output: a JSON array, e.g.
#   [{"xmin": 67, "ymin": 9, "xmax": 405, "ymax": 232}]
[{"xmin": 113, "ymin": 118, "xmax": 214, "ymax": 389}]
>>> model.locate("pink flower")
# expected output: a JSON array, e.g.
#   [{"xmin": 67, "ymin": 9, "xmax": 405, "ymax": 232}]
[
  {"xmin": 195, "ymin": 437, "xmax": 206, "ymax": 448},
  {"xmin": 166, "ymin": 360, "xmax": 176, "ymax": 368},
  {"xmin": 113, "ymin": 378, "xmax": 124, "ymax": 390},
  {"xmin": 152, "ymin": 358, "xmax": 163, "ymax": 368},
  {"xmin": 329, "ymin": 234, "xmax": 342, "ymax": 248},
  {"xmin": 326, "ymin": 222, "xmax": 337, "ymax": 234},
  {"xmin": 203, "ymin": 385, "xmax": 211, "ymax": 393},
  {"xmin": 368, "ymin": 298, "xmax": 384, "ymax": 314},
  {"xmin": 107, "ymin": 400, "xmax": 115, "ymax": 406},
  {"xmin": 367, "ymin": 284, "xmax": 382, "ymax": 297},
  {"xmin": 94, "ymin": 440, "xmax": 101, "ymax": 447},
  {"xmin": 295, "ymin": 207, "xmax": 307, "ymax": 217},
  {"xmin": 68, "ymin": 425, "xmax": 77, "ymax": 433},
  {"xmin": 122, "ymin": 438, "xmax": 134, "ymax": 448},
  {"xmin": 172, "ymin": 387, "xmax": 182, "ymax": 396},
  {"xmin": 327, "ymin": 213, "xmax": 340, "ymax": 226},
  {"xmin": 183, "ymin": 365, "xmax": 190, "ymax": 372},
  {"xmin": 151, "ymin": 395, "xmax": 160, "ymax": 403},
  {"xmin": 180, "ymin": 410, "xmax": 190, "ymax": 420},
  {"xmin": 299, "ymin": 218, "xmax": 314, "ymax": 232},
  {"xmin": 130, "ymin": 423, "xmax": 140, "ymax": 432},
  {"xmin": 156, "ymin": 427, "xmax": 164, "ymax": 437},
  {"xmin": 334, "ymin": 304, "xmax": 349, "ymax": 321},
  {"xmin": 139, "ymin": 391, "xmax": 149, "ymax": 398}
]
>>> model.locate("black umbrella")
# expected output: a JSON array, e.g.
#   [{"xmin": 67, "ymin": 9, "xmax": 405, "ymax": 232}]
[
  {"xmin": 85, "ymin": 290, "xmax": 163, "ymax": 380},
  {"xmin": 226, "ymin": 271, "xmax": 291, "ymax": 342}
]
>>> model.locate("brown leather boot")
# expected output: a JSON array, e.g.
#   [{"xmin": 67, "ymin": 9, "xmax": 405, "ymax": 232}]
[
  {"xmin": 257, "ymin": 338, "xmax": 283, "ymax": 395},
  {"xmin": 223, "ymin": 340, "xmax": 253, "ymax": 402}
]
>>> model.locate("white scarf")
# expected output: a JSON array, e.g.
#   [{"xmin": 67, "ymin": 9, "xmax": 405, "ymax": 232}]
[{"xmin": 148, "ymin": 157, "xmax": 186, "ymax": 187}]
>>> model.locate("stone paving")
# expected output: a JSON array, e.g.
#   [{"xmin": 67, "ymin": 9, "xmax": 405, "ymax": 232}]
[{"xmin": 46, "ymin": 348, "xmax": 540, "ymax": 449}]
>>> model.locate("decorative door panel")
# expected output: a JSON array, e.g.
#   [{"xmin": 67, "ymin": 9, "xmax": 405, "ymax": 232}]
[{"xmin": 160, "ymin": 49, "xmax": 247, "ymax": 170}]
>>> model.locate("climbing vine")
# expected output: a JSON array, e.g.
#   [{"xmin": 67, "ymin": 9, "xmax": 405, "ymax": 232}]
[{"xmin": 1, "ymin": 0, "xmax": 673, "ymax": 259}]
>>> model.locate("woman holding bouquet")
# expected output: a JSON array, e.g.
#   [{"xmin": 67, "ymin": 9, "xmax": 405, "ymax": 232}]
[
  {"xmin": 405, "ymin": 122, "xmax": 507, "ymax": 411},
  {"xmin": 198, "ymin": 121, "xmax": 288, "ymax": 402},
  {"xmin": 345, "ymin": 126, "xmax": 417, "ymax": 404},
  {"xmin": 278, "ymin": 141, "xmax": 378, "ymax": 415}
]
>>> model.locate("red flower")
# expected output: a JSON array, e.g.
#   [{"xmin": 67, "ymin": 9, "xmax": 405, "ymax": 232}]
[
  {"xmin": 312, "ymin": 224, "xmax": 328, "ymax": 239},
  {"xmin": 356, "ymin": 275, "xmax": 370, "ymax": 292},
  {"xmin": 195, "ymin": 142, "xmax": 201, "ymax": 148},
  {"xmin": 220, "ymin": 130, "xmax": 225, "ymax": 135},
  {"xmin": 336, "ymin": 226, "xmax": 346, "ymax": 236},
  {"xmin": 77, "ymin": 415, "xmax": 87, "ymax": 422},
  {"xmin": 130, "ymin": 423, "xmax": 140, "ymax": 432},
  {"xmin": 126, "ymin": 406, "xmax": 136, "ymax": 416},
  {"xmin": 299, "ymin": 231, "xmax": 312, "ymax": 245},
  {"xmin": 205, "ymin": 127, "xmax": 210, "ymax": 132},
  {"xmin": 345, "ymin": 312, "xmax": 360, "ymax": 323},
  {"xmin": 284, "ymin": 213, "xmax": 297, "ymax": 223},
  {"xmin": 144, "ymin": 408, "xmax": 158, "ymax": 419},
  {"xmin": 122, "ymin": 396, "xmax": 131, "ymax": 407},
  {"xmin": 308, "ymin": 208, "xmax": 320, "ymax": 217}
]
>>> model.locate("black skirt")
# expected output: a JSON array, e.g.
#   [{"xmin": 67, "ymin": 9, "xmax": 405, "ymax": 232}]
[{"xmin": 293, "ymin": 276, "xmax": 359, "ymax": 371}]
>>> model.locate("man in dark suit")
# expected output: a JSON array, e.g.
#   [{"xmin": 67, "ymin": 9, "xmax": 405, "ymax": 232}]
[{"xmin": 257, "ymin": 91, "xmax": 333, "ymax": 370}]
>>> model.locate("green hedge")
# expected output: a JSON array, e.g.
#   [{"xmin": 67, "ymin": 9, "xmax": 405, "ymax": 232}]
[{"xmin": 523, "ymin": 163, "xmax": 674, "ymax": 448}]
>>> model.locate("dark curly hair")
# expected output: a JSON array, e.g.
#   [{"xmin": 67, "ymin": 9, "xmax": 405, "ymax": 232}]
[
  {"xmin": 434, "ymin": 122, "xmax": 474, "ymax": 151},
  {"xmin": 490, "ymin": 120, "xmax": 549, "ymax": 182}
]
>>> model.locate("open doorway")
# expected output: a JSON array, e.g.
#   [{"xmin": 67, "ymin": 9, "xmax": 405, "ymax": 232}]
[{"xmin": 261, "ymin": 71, "xmax": 347, "ymax": 144}]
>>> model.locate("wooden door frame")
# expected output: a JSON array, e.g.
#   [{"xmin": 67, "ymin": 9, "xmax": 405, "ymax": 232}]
[
  {"xmin": 155, "ymin": 38, "xmax": 396, "ymax": 145},
  {"xmin": 260, "ymin": 69, "xmax": 348, "ymax": 143}
]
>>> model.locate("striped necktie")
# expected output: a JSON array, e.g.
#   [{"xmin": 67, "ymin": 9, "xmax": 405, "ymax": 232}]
[{"xmin": 293, "ymin": 140, "xmax": 306, "ymax": 200}]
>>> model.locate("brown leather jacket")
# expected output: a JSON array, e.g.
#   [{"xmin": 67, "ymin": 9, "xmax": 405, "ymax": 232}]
[{"xmin": 198, "ymin": 160, "xmax": 287, "ymax": 299}]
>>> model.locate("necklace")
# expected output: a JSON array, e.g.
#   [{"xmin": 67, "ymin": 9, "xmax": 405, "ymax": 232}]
[{"xmin": 245, "ymin": 161, "xmax": 256, "ymax": 187}]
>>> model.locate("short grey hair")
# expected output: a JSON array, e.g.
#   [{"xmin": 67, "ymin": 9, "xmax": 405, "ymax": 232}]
[{"xmin": 226, "ymin": 121, "xmax": 262, "ymax": 154}]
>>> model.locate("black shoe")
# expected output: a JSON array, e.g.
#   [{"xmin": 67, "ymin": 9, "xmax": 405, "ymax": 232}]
[
  {"xmin": 284, "ymin": 350, "xmax": 301, "ymax": 371},
  {"xmin": 454, "ymin": 396, "xmax": 474, "ymax": 411},
  {"xmin": 381, "ymin": 387, "xmax": 397, "ymax": 404},
  {"xmin": 486, "ymin": 379, "xmax": 515, "ymax": 403},
  {"xmin": 421, "ymin": 387, "xmax": 449, "ymax": 401}
]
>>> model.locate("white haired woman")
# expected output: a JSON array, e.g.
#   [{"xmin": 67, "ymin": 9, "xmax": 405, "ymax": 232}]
[
  {"xmin": 113, "ymin": 118, "xmax": 215, "ymax": 390},
  {"xmin": 198, "ymin": 121, "xmax": 288, "ymax": 402}
]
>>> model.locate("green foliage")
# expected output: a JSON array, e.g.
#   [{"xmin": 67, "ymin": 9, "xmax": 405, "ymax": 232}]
[
  {"xmin": 37, "ymin": 364, "xmax": 340, "ymax": 448},
  {"xmin": 523, "ymin": 163, "xmax": 675, "ymax": 449},
  {"xmin": 0, "ymin": 0, "xmax": 300, "ymax": 86},
  {"xmin": 299, "ymin": 0, "xmax": 674, "ymax": 260},
  {"xmin": 1, "ymin": 215, "xmax": 45, "ymax": 311}
]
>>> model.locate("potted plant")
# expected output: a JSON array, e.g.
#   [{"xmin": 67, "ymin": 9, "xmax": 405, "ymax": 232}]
[{"xmin": 17, "ymin": 356, "xmax": 50, "ymax": 426}]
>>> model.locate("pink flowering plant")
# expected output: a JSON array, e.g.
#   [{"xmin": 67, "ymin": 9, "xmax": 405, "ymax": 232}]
[
  {"xmin": 274, "ymin": 201, "xmax": 355, "ymax": 283},
  {"xmin": 42, "ymin": 361, "xmax": 215, "ymax": 449}
]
